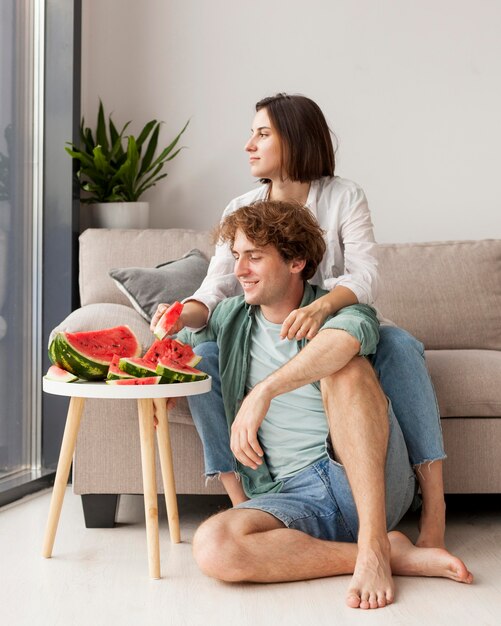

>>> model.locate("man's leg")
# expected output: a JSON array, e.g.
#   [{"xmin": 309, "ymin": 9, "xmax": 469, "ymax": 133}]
[
  {"xmin": 320, "ymin": 356, "xmax": 394, "ymax": 609},
  {"xmin": 373, "ymin": 326, "xmax": 446, "ymax": 548},
  {"xmin": 192, "ymin": 509, "xmax": 473, "ymax": 595}
]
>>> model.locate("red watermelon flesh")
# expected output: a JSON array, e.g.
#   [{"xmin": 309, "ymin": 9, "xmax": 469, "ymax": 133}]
[
  {"xmin": 153, "ymin": 302, "xmax": 184, "ymax": 340},
  {"xmin": 46, "ymin": 365, "xmax": 79, "ymax": 383},
  {"xmin": 143, "ymin": 337, "xmax": 201, "ymax": 367},
  {"xmin": 64, "ymin": 326, "xmax": 141, "ymax": 365},
  {"xmin": 107, "ymin": 354, "xmax": 134, "ymax": 380},
  {"xmin": 106, "ymin": 376, "xmax": 161, "ymax": 386}
]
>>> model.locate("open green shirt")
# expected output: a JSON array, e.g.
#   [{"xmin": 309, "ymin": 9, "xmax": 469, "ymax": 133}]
[{"xmin": 179, "ymin": 282, "xmax": 379, "ymax": 497}]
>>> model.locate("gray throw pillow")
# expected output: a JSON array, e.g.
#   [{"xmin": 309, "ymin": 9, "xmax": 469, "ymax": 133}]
[{"xmin": 109, "ymin": 249, "xmax": 209, "ymax": 322}]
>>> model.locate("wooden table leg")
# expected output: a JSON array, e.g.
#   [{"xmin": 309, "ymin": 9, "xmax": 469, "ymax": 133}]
[
  {"xmin": 153, "ymin": 398, "xmax": 181, "ymax": 544},
  {"xmin": 42, "ymin": 396, "xmax": 85, "ymax": 558},
  {"xmin": 137, "ymin": 398, "xmax": 161, "ymax": 579}
]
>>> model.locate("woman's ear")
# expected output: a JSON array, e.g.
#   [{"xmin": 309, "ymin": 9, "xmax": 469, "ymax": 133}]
[{"xmin": 290, "ymin": 258, "xmax": 307, "ymax": 274}]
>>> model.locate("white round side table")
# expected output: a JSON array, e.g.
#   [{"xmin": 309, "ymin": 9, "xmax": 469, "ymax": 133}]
[{"xmin": 42, "ymin": 376, "xmax": 211, "ymax": 579}]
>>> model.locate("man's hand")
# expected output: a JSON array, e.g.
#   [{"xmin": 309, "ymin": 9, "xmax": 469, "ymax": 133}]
[
  {"xmin": 280, "ymin": 299, "xmax": 328, "ymax": 341},
  {"xmin": 230, "ymin": 385, "xmax": 270, "ymax": 469}
]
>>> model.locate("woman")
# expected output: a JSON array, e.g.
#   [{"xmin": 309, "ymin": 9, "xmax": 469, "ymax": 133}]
[{"xmin": 151, "ymin": 93, "xmax": 447, "ymax": 549}]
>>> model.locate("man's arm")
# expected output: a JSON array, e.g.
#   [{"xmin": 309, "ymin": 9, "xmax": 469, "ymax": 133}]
[
  {"xmin": 230, "ymin": 304, "xmax": 379, "ymax": 469},
  {"xmin": 230, "ymin": 328, "xmax": 360, "ymax": 469}
]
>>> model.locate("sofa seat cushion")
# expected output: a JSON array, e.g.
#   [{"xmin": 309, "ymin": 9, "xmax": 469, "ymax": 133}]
[{"xmin": 425, "ymin": 349, "xmax": 501, "ymax": 417}]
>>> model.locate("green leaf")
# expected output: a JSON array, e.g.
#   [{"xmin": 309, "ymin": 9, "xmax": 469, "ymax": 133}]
[
  {"xmin": 135, "ymin": 119, "xmax": 157, "ymax": 150},
  {"xmin": 96, "ymin": 100, "xmax": 109, "ymax": 155},
  {"xmin": 138, "ymin": 123, "xmax": 160, "ymax": 176}
]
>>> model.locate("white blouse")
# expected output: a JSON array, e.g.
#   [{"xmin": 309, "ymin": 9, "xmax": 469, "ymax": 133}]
[{"xmin": 188, "ymin": 176, "xmax": 379, "ymax": 324}]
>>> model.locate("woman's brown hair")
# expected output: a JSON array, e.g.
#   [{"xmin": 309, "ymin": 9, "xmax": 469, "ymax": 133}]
[
  {"xmin": 216, "ymin": 200, "xmax": 326, "ymax": 281},
  {"xmin": 255, "ymin": 93, "xmax": 336, "ymax": 184}
]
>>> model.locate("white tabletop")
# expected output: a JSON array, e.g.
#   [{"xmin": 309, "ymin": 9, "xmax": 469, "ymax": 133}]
[{"xmin": 43, "ymin": 376, "xmax": 211, "ymax": 399}]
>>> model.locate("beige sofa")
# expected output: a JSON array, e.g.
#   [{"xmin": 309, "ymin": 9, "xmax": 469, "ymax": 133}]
[{"xmin": 51, "ymin": 229, "xmax": 501, "ymax": 527}]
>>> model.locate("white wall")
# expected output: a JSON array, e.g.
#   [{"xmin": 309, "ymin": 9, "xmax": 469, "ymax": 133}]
[{"xmin": 82, "ymin": 0, "xmax": 501, "ymax": 242}]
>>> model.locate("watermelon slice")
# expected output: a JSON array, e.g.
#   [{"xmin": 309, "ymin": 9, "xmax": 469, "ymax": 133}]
[
  {"xmin": 156, "ymin": 357, "xmax": 208, "ymax": 383},
  {"xmin": 106, "ymin": 376, "xmax": 161, "ymax": 386},
  {"xmin": 143, "ymin": 337, "xmax": 201, "ymax": 367},
  {"xmin": 153, "ymin": 302, "xmax": 184, "ymax": 340},
  {"xmin": 119, "ymin": 357, "xmax": 158, "ymax": 378},
  {"xmin": 107, "ymin": 354, "xmax": 135, "ymax": 381},
  {"xmin": 49, "ymin": 326, "xmax": 141, "ymax": 381},
  {"xmin": 46, "ymin": 364, "xmax": 79, "ymax": 383}
]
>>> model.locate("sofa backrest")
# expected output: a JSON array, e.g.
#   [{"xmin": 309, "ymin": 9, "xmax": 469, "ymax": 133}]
[
  {"xmin": 79, "ymin": 228, "xmax": 214, "ymax": 308},
  {"xmin": 374, "ymin": 240, "xmax": 501, "ymax": 350},
  {"xmin": 79, "ymin": 230, "xmax": 501, "ymax": 351}
]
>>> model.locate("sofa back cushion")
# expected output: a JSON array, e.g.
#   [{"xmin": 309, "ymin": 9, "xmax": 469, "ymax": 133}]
[
  {"xmin": 374, "ymin": 240, "xmax": 501, "ymax": 350},
  {"xmin": 79, "ymin": 228, "xmax": 214, "ymax": 307}
]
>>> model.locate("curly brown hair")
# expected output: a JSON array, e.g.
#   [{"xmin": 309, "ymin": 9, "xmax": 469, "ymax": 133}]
[{"xmin": 215, "ymin": 200, "xmax": 326, "ymax": 281}]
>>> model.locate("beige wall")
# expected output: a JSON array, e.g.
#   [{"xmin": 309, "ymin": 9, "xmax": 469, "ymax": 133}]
[{"xmin": 82, "ymin": 0, "xmax": 501, "ymax": 242}]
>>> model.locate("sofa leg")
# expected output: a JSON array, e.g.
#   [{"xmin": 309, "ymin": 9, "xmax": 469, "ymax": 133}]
[{"xmin": 81, "ymin": 494, "xmax": 120, "ymax": 528}]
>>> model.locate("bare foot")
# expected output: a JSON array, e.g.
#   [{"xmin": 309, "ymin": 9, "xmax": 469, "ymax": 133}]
[
  {"xmin": 416, "ymin": 501, "xmax": 446, "ymax": 549},
  {"xmin": 389, "ymin": 531, "xmax": 473, "ymax": 583},
  {"xmin": 346, "ymin": 538, "xmax": 394, "ymax": 610}
]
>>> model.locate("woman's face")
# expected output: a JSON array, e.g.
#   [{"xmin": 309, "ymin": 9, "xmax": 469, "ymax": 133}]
[{"xmin": 245, "ymin": 108, "xmax": 283, "ymax": 181}]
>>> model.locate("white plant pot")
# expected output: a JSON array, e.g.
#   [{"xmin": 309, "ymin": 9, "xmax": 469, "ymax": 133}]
[{"xmin": 83, "ymin": 201, "xmax": 150, "ymax": 229}]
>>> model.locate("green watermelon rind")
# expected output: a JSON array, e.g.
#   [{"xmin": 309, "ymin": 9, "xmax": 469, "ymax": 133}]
[
  {"xmin": 49, "ymin": 333, "xmax": 108, "ymax": 380},
  {"xmin": 106, "ymin": 376, "xmax": 162, "ymax": 386},
  {"xmin": 155, "ymin": 360, "xmax": 208, "ymax": 383},
  {"xmin": 49, "ymin": 327, "xmax": 141, "ymax": 381},
  {"xmin": 119, "ymin": 358, "xmax": 158, "ymax": 379},
  {"xmin": 46, "ymin": 365, "xmax": 79, "ymax": 383}
]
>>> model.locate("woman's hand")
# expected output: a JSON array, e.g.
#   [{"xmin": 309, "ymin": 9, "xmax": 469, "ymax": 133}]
[
  {"xmin": 230, "ymin": 386, "xmax": 270, "ymax": 469},
  {"xmin": 280, "ymin": 299, "xmax": 329, "ymax": 341},
  {"xmin": 150, "ymin": 300, "xmax": 209, "ymax": 334},
  {"xmin": 150, "ymin": 303, "xmax": 184, "ymax": 334}
]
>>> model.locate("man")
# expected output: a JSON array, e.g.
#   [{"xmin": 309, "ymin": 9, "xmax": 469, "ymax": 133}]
[{"xmin": 179, "ymin": 201, "xmax": 472, "ymax": 610}]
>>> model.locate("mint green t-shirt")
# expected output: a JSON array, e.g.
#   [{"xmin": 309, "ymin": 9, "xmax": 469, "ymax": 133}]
[{"xmin": 247, "ymin": 310, "xmax": 329, "ymax": 481}]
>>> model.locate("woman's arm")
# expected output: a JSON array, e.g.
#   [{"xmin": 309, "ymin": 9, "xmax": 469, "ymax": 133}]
[{"xmin": 281, "ymin": 182, "xmax": 378, "ymax": 340}]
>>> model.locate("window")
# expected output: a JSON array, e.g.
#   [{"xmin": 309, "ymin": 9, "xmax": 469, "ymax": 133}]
[{"xmin": 0, "ymin": 0, "xmax": 44, "ymax": 486}]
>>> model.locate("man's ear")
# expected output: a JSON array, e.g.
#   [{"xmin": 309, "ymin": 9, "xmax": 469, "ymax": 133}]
[{"xmin": 290, "ymin": 258, "xmax": 306, "ymax": 274}]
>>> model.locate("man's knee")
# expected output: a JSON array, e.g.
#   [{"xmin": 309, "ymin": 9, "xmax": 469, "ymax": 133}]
[
  {"xmin": 321, "ymin": 356, "xmax": 377, "ymax": 395},
  {"xmin": 192, "ymin": 512, "xmax": 248, "ymax": 582}
]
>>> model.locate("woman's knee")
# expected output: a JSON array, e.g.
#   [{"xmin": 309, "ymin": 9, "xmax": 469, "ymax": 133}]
[
  {"xmin": 193, "ymin": 341, "xmax": 219, "ymax": 358},
  {"xmin": 377, "ymin": 326, "xmax": 424, "ymax": 358}
]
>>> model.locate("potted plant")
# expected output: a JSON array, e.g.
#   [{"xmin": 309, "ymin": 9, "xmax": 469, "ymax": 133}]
[{"xmin": 66, "ymin": 101, "xmax": 189, "ymax": 228}]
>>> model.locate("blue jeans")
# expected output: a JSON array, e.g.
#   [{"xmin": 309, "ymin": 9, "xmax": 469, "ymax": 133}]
[
  {"xmin": 187, "ymin": 325, "xmax": 446, "ymax": 478},
  {"xmin": 234, "ymin": 402, "xmax": 416, "ymax": 541}
]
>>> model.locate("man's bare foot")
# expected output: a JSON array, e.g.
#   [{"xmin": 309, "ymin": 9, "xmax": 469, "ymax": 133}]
[
  {"xmin": 389, "ymin": 531, "xmax": 473, "ymax": 583},
  {"xmin": 346, "ymin": 538, "xmax": 394, "ymax": 610},
  {"xmin": 416, "ymin": 501, "xmax": 446, "ymax": 549}
]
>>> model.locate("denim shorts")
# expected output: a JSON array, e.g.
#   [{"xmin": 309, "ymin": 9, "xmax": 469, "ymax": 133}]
[{"xmin": 234, "ymin": 404, "xmax": 417, "ymax": 543}]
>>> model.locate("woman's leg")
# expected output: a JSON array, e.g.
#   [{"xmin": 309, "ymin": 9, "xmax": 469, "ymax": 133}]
[
  {"xmin": 372, "ymin": 326, "xmax": 446, "ymax": 548},
  {"xmin": 187, "ymin": 341, "xmax": 247, "ymax": 505}
]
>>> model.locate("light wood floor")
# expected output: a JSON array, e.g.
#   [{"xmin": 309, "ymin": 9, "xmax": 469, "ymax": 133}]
[{"xmin": 0, "ymin": 487, "xmax": 500, "ymax": 626}]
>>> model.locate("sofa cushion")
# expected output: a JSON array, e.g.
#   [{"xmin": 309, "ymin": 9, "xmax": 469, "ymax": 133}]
[
  {"xmin": 109, "ymin": 249, "xmax": 209, "ymax": 322},
  {"xmin": 425, "ymin": 349, "xmax": 501, "ymax": 417},
  {"xmin": 374, "ymin": 240, "xmax": 501, "ymax": 350},
  {"xmin": 79, "ymin": 228, "xmax": 214, "ymax": 307}
]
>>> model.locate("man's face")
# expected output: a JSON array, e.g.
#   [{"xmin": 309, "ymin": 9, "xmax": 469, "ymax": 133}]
[{"xmin": 232, "ymin": 229, "xmax": 295, "ymax": 308}]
